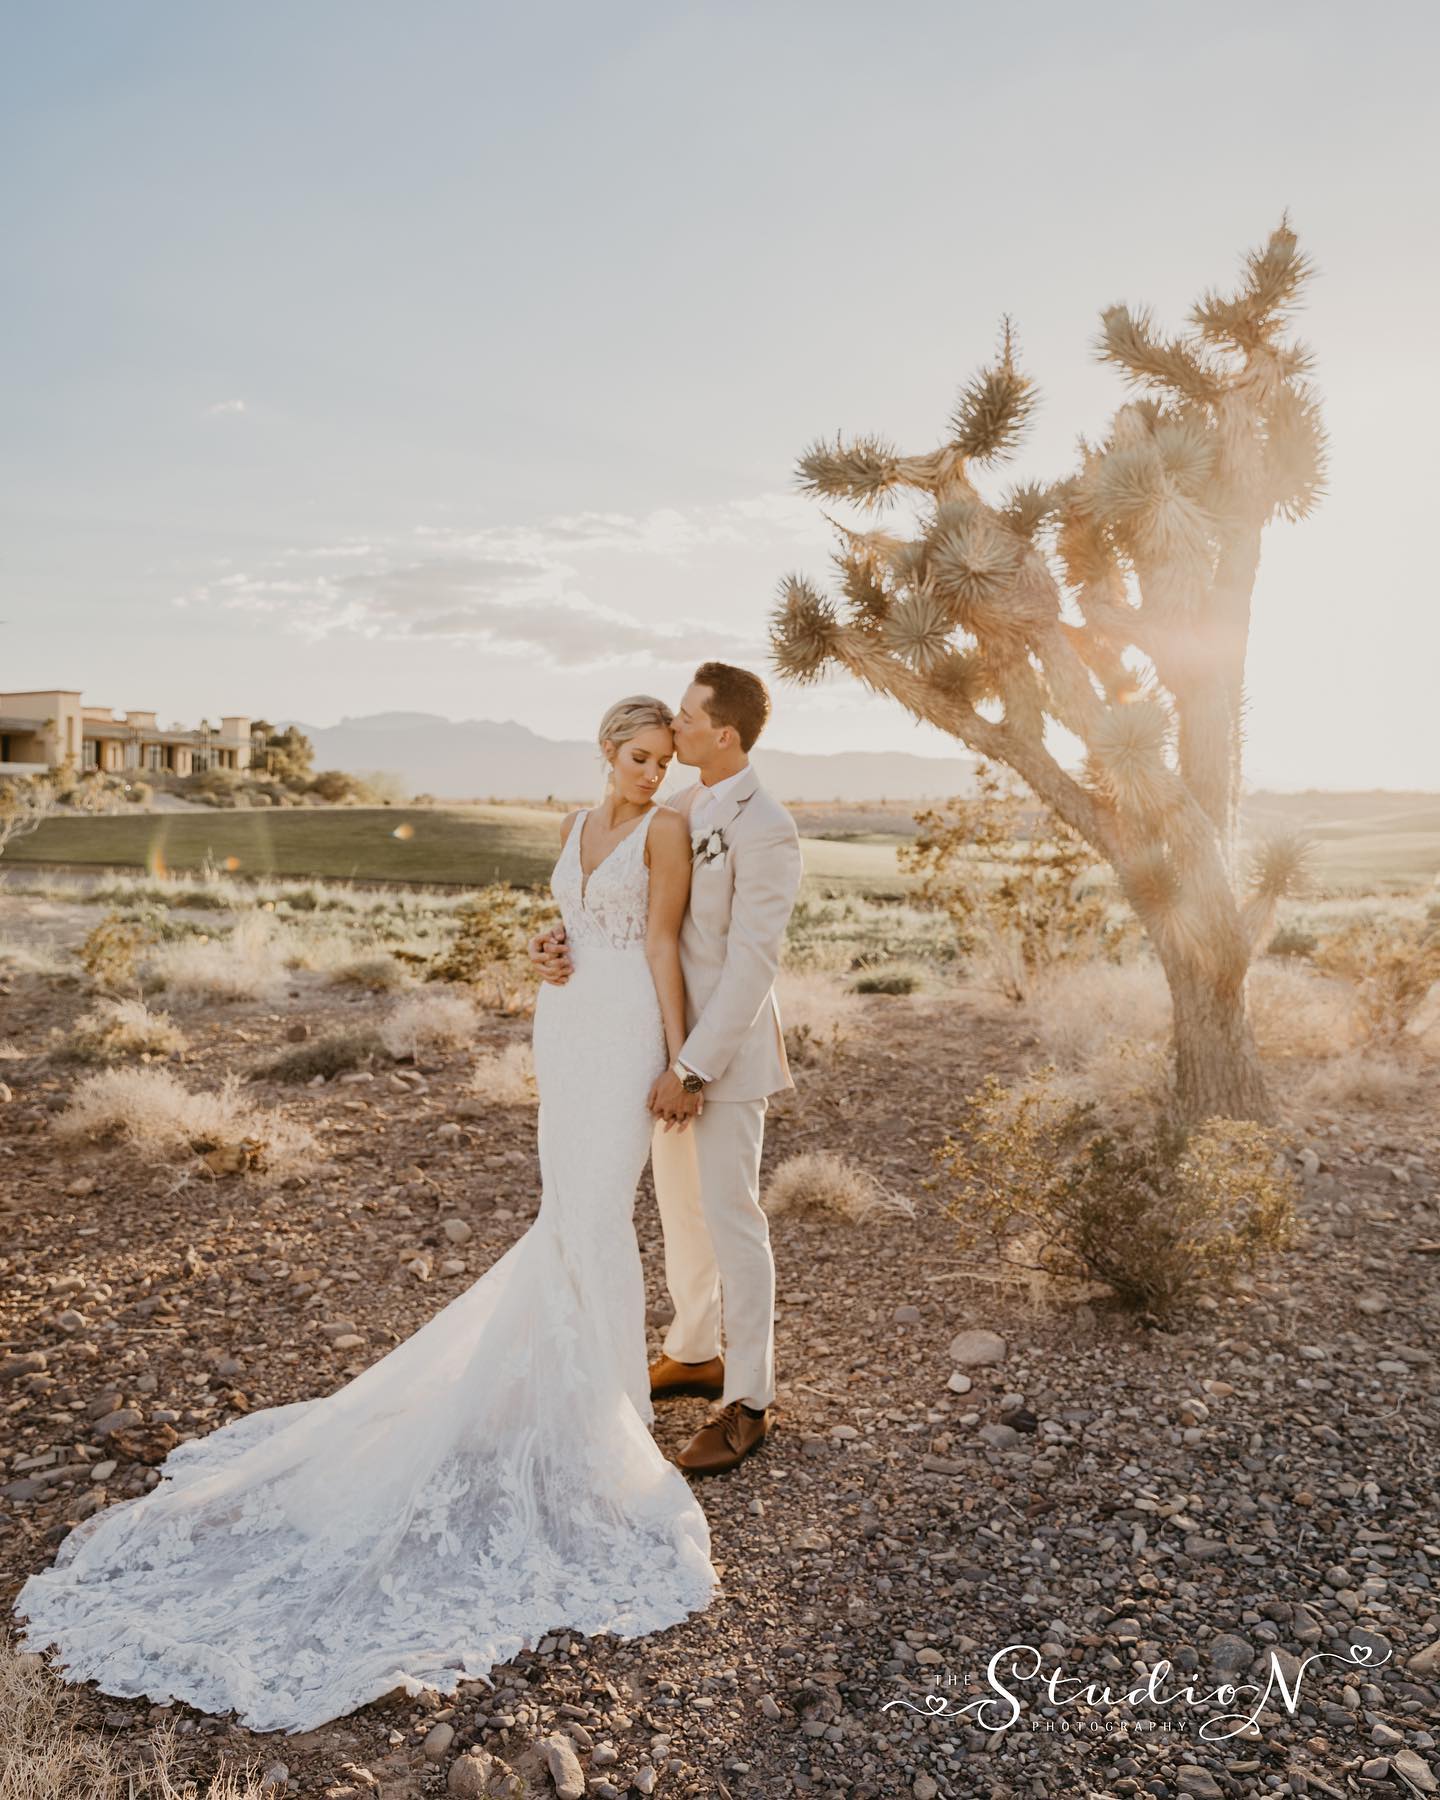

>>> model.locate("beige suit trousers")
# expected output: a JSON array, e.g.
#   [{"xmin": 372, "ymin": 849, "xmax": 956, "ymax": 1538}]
[{"xmin": 651, "ymin": 1096, "xmax": 774, "ymax": 1411}]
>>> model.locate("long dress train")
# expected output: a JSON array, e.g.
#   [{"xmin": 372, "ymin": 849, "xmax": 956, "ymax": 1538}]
[{"xmin": 11, "ymin": 803, "xmax": 718, "ymax": 1734}]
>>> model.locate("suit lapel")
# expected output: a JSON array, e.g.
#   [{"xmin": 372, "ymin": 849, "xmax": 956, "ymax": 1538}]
[{"xmin": 708, "ymin": 765, "xmax": 760, "ymax": 845}]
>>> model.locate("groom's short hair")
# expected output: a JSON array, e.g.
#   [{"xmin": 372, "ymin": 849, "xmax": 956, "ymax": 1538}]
[{"xmin": 693, "ymin": 662, "xmax": 771, "ymax": 751}]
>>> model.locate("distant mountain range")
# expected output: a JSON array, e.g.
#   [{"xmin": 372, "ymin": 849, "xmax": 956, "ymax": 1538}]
[{"xmin": 283, "ymin": 711, "xmax": 980, "ymax": 802}]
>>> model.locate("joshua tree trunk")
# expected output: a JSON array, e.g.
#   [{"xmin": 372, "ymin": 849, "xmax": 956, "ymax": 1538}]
[
  {"xmin": 1159, "ymin": 945, "xmax": 1272, "ymax": 1122},
  {"xmin": 769, "ymin": 223, "xmax": 1327, "ymax": 1124}
]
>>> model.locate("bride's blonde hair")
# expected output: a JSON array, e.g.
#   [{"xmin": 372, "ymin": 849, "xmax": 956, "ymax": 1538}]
[
  {"xmin": 596, "ymin": 695, "xmax": 674, "ymax": 758},
  {"xmin": 594, "ymin": 696, "xmax": 674, "ymax": 804}
]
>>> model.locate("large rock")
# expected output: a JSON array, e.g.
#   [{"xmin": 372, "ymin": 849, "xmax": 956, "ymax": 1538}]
[
  {"xmin": 537, "ymin": 1734, "xmax": 585, "ymax": 1800},
  {"xmin": 1175, "ymin": 1769, "xmax": 1224, "ymax": 1800},
  {"xmin": 93, "ymin": 1408, "xmax": 144, "ymax": 1438},
  {"xmin": 1393, "ymin": 1749, "xmax": 1438, "ymax": 1794},
  {"xmin": 423, "ymin": 1722, "xmax": 455, "ymax": 1761},
  {"xmin": 1207, "ymin": 1634, "xmax": 1254, "ymax": 1672},
  {"xmin": 448, "ymin": 1752, "xmax": 498, "ymax": 1797},
  {"xmin": 1408, "ymin": 1639, "xmax": 1440, "ymax": 1679},
  {"xmin": 948, "ymin": 1329, "xmax": 1006, "ymax": 1367},
  {"xmin": 1, "ymin": 1352, "xmax": 47, "ymax": 1384}
]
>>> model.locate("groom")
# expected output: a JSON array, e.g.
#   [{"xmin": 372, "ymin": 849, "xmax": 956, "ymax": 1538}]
[{"xmin": 529, "ymin": 662, "xmax": 803, "ymax": 1475}]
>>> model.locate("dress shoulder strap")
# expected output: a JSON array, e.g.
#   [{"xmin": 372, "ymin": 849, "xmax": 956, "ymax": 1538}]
[{"xmin": 641, "ymin": 802, "xmax": 662, "ymax": 840}]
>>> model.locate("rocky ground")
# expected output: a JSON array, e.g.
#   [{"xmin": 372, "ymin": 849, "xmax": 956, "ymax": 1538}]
[{"xmin": 1, "ymin": 894, "xmax": 1438, "ymax": 1800}]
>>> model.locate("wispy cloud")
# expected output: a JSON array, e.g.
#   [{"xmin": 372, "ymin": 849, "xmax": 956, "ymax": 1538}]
[
  {"xmin": 175, "ymin": 494, "xmax": 817, "ymax": 667},
  {"xmin": 206, "ymin": 399, "xmax": 247, "ymax": 415}
]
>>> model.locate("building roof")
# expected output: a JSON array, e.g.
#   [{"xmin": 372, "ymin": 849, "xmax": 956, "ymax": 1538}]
[{"xmin": 80, "ymin": 723, "xmax": 209, "ymax": 744}]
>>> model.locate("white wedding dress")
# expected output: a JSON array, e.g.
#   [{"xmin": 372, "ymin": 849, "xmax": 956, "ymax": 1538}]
[{"xmin": 13, "ymin": 804, "xmax": 718, "ymax": 1734}]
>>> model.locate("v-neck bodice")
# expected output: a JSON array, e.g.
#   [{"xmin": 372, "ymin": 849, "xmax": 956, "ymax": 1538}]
[{"xmin": 551, "ymin": 805, "xmax": 659, "ymax": 952}]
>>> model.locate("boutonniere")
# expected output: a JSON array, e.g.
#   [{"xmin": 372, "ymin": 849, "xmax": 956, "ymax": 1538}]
[{"xmin": 691, "ymin": 824, "xmax": 729, "ymax": 867}]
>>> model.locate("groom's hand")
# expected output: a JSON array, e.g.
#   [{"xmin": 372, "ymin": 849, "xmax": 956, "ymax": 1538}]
[
  {"xmin": 648, "ymin": 1069, "xmax": 702, "ymax": 1132},
  {"xmin": 527, "ymin": 926, "xmax": 572, "ymax": 986}
]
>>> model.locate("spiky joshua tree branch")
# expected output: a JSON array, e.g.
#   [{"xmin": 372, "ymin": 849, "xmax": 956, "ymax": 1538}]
[{"xmin": 770, "ymin": 221, "xmax": 1327, "ymax": 1123}]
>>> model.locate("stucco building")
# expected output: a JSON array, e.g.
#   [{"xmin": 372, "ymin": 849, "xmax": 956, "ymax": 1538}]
[{"xmin": 0, "ymin": 690, "xmax": 266, "ymax": 778}]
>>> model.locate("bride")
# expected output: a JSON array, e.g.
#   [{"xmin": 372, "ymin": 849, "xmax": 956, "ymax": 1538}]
[{"xmin": 12, "ymin": 695, "xmax": 719, "ymax": 1736}]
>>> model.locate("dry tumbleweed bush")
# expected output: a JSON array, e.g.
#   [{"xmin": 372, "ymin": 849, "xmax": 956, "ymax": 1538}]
[
  {"xmin": 55, "ymin": 1066, "xmax": 317, "ymax": 1180},
  {"xmin": 763, "ymin": 1150, "xmax": 914, "ymax": 1223},
  {"xmin": 62, "ymin": 996, "xmax": 188, "ymax": 1062},
  {"xmin": 379, "ymin": 989, "xmax": 481, "ymax": 1059},
  {"xmin": 468, "ymin": 1042, "xmax": 538, "ymax": 1105},
  {"xmin": 1, "ymin": 1638, "xmax": 271, "ymax": 1798}
]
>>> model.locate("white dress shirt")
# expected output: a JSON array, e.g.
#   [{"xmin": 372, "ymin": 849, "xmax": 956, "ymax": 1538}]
[
  {"xmin": 676, "ymin": 765, "xmax": 751, "ymax": 1084},
  {"xmin": 688, "ymin": 765, "xmax": 749, "ymax": 832}
]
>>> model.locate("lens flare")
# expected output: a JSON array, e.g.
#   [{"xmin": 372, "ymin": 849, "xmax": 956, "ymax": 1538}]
[{"xmin": 392, "ymin": 823, "xmax": 415, "ymax": 841}]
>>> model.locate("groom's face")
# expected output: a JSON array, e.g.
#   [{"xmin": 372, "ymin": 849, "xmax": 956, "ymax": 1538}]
[{"xmin": 672, "ymin": 682, "xmax": 726, "ymax": 767}]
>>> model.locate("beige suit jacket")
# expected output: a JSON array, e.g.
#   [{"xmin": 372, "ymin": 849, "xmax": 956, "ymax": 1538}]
[{"xmin": 675, "ymin": 767, "xmax": 804, "ymax": 1103}]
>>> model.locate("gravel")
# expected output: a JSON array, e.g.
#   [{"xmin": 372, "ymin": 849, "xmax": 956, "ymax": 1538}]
[{"xmin": 0, "ymin": 925, "xmax": 1437, "ymax": 1797}]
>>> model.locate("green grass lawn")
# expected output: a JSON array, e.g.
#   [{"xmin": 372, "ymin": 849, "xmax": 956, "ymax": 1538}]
[
  {"xmin": 7, "ymin": 802, "xmax": 1435, "ymax": 895},
  {"xmin": 2, "ymin": 806, "xmax": 911, "ymax": 895}
]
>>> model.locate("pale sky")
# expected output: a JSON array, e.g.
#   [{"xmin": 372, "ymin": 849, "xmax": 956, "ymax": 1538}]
[{"xmin": 3, "ymin": 1, "xmax": 1436, "ymax": 790}]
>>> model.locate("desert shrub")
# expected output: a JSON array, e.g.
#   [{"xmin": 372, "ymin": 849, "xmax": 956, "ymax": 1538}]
[
  {"xmin": 901, "ymin": 761, "xmax": 1133, "ymax": 1002},
  {"xmin": 55, "ymin": 1067, "xmax": 317, "ymax": 1180},
  {"xmin": 147, "ymin": 912, "xmax": 291, "ymax": 1004},
  {"xmin": 763, "ymin": 1150, "xmax": 914, "ymax": 1222},
  {"xmin": 1313, "ymin": 917, "xmax": 1440, "ymax": 1047},
  {"xmin": 936, "ymin": 1069, "xmax": 1299, "ymax": 1316},
  {"xmin": 326, "ymin": 951, "xmax": 413, "ymax": 991},
  {"xmin": 1012, "ymin": 959, "xmax": 1174, "ymax": 1123},
  {"xmin": 1246, "ymin": 961, "xmax": 1357, "ymax": 1060},
  {"xmin": 379, "ymin": 989, "xmax": 480, "ymax": 1060},
  {"xmin": 1298, "ymin": 1050, "xmax": 1428, "ymax": 1111},
  {"xmin": 468, "ymin": 1042, "xmax": 538, "ymax": 1105},
  {"xmin": 776, "ymin": 968, "xmax": 862, "ymax": 1064},
  {"xmin": 177, "ymin": 766, "xmax": 245, "ymax": 808},
  {"xmin": 2, "ymin": 1637, "xmax": 273, "ymax": 1797},
  {"xmin": 1265, "ymin": 923, "xmax": 1318, "ymax": 960},
  {"xmin": 62, "ymin": 997, "xmax": 187, "ymax": 1062},
  {"xmin": 254, "ymin": 1026, "xmax": 389, "ymax": 1084},
  {"xmin": 851, "ymin": 961, "xmax": 925, "ymax": 995},
  {"xmin": 306, "ymin": 768, "xmax": 383, "ymax": 803},
  {"xmin": 427, "ymin": 883, "xmax": 557, "ymax": 1010},
  {"xmin": 78, "ymin": 912, "xmax": 161, "ymax": 993},
  {"xmin": 0, "ymin": 936, "xmax": 72, "ymax": 979},
  {"xmin": 1024, "ymin": 960, "xmax": 1171, "ymax": 1063}
]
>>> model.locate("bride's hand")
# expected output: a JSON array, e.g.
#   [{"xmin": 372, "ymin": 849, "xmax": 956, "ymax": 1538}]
[{"xmin": 649, "ymin": 1070, "xmax": 703, "ymax": 1132}]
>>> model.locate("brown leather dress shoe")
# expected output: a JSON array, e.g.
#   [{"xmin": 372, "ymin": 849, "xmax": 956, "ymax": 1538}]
[
  {"xmin": 674, "ymin": 1401, "xmax": 776, "ymax": 1474},
  {"xmin": 648, "ymin": 1353, "xmax": 725, "ymax": 1402}
]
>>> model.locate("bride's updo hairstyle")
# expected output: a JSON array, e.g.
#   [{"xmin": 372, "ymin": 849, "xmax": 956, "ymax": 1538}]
[{"xmin": 595, "ymin": 695, "xmax": 674, "ymax": 798}]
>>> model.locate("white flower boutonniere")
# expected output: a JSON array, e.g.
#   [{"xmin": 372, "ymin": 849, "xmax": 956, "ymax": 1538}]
[{"xmin": 691, "ymin": 825, "xmax": 728, "ymax": 867}]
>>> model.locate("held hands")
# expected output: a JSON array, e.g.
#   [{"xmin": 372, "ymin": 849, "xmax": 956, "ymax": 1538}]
[
  {"xmin": 526, "ymin": 925, "xmax": 573, "ymax": 986},
  {"xmin": 647, "ymin": 1068, "xmax": 703, "ymax": 1133}
]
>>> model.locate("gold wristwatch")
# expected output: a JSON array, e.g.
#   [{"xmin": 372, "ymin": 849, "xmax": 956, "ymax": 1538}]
[{"xmin": 673, "ymin": 1061, "xmax": 706, "ymax": 1094}]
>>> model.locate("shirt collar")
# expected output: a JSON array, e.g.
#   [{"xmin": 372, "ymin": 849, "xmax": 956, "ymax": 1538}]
[{"xmin": 697, "ymin": 765, "xmax": 750, "ymax": 809}]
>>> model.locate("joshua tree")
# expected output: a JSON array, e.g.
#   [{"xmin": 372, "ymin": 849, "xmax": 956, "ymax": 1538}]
[{"xmin": 770, "ymin": 220, "xmax": 1326, "ymax": 1122}]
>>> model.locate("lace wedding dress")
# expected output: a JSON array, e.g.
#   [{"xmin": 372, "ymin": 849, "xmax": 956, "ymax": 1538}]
[{"xmin": 13, "ymin": 803, "xmax": 718, "ymax": 1734}]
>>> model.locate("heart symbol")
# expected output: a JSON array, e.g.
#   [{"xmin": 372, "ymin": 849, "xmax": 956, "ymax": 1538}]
[{"xmin": 1352, "ymin": 1643, "xmax": 1373, "ymax": 1663}]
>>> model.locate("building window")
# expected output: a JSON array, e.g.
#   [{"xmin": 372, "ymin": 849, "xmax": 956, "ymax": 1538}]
[
  {"xmin": 146, "ymin": 745, "xmax": 164, "ymax": 771},
  {"xmin": 82, "ymin": 740, "xmax": 99, "ymax": 770}
]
